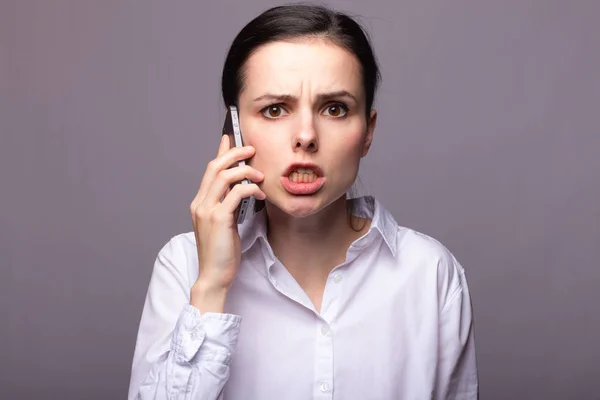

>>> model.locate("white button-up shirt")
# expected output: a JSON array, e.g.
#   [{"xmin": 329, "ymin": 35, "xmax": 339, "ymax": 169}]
[{"xmin": 128, "ymin": 196, "xmax": 478, "ymax": 399}]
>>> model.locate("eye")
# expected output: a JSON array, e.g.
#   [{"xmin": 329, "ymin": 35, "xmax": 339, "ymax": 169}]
[
  {"xmin": 261, "ymin": 105, "xmax": 289, "ymax": 119},
  {"xmin": 322, "ymin": 103, "xmax": 348, "ymax": 118}
]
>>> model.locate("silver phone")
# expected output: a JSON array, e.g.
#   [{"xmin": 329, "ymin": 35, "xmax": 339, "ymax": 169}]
[{"xmin": 222, "ymin": 105, "xmax": 255, "ymax": 224}]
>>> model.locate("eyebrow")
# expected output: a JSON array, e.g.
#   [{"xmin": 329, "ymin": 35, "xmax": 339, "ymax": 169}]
[{"xmin": 252, "ymin": 90, "xmax": 358, "ymax": 104}]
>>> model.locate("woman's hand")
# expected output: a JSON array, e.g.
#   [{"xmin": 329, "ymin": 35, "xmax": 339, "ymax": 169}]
[{"xmin": 189, "ymin": 135, "xmax": 266, "ymax": 312}]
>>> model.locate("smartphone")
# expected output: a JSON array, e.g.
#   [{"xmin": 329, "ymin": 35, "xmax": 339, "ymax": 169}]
[{"xmin": 222, "ymin": 105, "xmax": 255, "ymax": 224}]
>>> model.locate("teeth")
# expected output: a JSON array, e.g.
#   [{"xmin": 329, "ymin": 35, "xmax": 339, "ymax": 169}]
[
  {"xmin": 289, "ymin": 171, "xmax": 317, "ymax": 183},
  {"xmin": 288, "ymin": 166, "xmax": 320, "ymax": 183},
  {"xmin": 292, "ymin": 167, "xmax": 317, "ymax": 174}
]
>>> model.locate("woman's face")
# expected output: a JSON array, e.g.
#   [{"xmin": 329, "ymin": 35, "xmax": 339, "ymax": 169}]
[{"xmin": 238, "ymin": 38, "xmax": 376, "ymax": 218}]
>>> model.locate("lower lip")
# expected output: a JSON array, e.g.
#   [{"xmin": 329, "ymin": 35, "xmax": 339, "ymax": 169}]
[{"xmin": 281, "ymin": 176, "xmax": 325, "ymax": 195}]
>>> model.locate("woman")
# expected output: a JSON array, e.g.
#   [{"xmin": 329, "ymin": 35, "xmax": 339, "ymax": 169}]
[{"xmin": 129, "ymin": 4, "xmax": 478, "ymax": 399}]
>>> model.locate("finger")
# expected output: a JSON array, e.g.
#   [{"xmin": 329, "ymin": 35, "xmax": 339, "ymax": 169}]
[
  {"xmin": 220, "ymin": 182, "xmax": 266, "ymax": 213},
  {"xmin": 204, "ymin": 165, "xmax": 265, "ymax": 205},
  {"xmin": 220, "ymin": 186, "xmax": 231, "ymax": 203},
  {"xmin": 195, "ymin": 145, "xmax": 256, "ymax": 204},
  {"xmin": 217, "ymin": 134, "xmax": 229, "ymax": 157},
  {"xmin": 200, "ymin": 135, "xmax": 231, "ymax": 200},
  {"xmin": 191, "ymin": 137, "xmax": 228, "ymax": 211},
  {"xmin": 214, "ymin": 145, "xmax": 256, "ymax": 171}
]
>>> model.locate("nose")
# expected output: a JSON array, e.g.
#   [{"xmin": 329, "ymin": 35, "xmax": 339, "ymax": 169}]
[{"xmin": 292, "ymin": 115, "xmax": 318, "ymax": 153}]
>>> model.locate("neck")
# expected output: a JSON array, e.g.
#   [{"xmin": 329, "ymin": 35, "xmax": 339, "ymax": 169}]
[{"xmin": 265, "ymin": 196, "xmax": 369, "ymax": 277}]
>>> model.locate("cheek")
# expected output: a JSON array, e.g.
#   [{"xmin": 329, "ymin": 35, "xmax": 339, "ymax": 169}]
[
  {"xmin": 330, "ymin": 130, "xmax": 366, "ymax": 161},
  {"xmin": 327, "ymin": 138, "xmax": 365, "ymax": 182},
  {"xmin": 244, "ymin": 133, "xmax": 278, "ymax": 172}
]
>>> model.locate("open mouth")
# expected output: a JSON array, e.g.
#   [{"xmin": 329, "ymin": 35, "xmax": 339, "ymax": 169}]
[
  {"xmin": 288, "ymin": 167, "xmax": 319, "ymax": 183},
  {"xmin": 282, "ymin": 164, "xmax": 325, "ymax": 195}
]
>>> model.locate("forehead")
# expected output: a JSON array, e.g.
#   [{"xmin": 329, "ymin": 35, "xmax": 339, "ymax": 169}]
[{"xmin": 241, "ymin": 38, "xmax": 363, "ymax": 97}]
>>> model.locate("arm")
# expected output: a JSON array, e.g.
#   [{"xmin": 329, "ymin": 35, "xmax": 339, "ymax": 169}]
[
  {"xmin": 128, "ymin": 133, "xmax": 265, "ymax": 399},
  {"xmin": 435, "ymin": 257, "xmax": 479, "ymax": 400},
  {"xmin": 128, "ymin": 236, "xmax": 241, "ymax": 400}
]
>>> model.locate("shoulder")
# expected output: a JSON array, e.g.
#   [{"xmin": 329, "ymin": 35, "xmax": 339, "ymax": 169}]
[
  {"xmin": 394, "ymin": 225, "xmax": 467, "ymax": 312},
  {"xmin": 157, "ymin": 231, "xmax": 197, "ymax": 257},
  {"xmin": 372, "ymin": 197, "xmax": 465, "ymax": 291},
  {"xmin": 152, "ymin": 231, "xmax": 198, "ymax": 286},
  {"xmin": 396, "ymin": 226, "xmax": 463, "ymax": 272}
]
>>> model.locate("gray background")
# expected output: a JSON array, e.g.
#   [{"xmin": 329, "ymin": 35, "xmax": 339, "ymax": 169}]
[{"xmin": 1, "ymin": 0, "xmax": 599, "ymax": 399}]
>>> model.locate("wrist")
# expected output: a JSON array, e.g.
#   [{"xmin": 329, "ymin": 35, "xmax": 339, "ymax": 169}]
[{"xmin": 190, "ymin": 280, "xmax": 229, "ymax": 314}]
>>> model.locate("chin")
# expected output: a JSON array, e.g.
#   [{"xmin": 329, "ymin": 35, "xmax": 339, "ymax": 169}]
[
  {"xmin": 266, "ymin": 187, "xmax": 347, "ymax": 219},
  {"xmin": 266, "ymin": 192, "xmax": 326, "ymax": 218},
  {"xmin": 283, "ymin": 198, "xmax": 323, "ymax": 218}
]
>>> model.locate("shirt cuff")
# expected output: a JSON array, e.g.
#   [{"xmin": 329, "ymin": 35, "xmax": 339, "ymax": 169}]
[{"xmin": 170, "ymin": 304, "xmax": 242, "ymax": 362}]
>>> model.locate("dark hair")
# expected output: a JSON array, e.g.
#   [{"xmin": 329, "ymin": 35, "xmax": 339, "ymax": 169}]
[
  {"xmin": 221, "ymin": 4, "xmax": 381, "ymax": 121},
  {"xmin": 221, "ymin": 4, "xmax": 379, "ymax": 228}
]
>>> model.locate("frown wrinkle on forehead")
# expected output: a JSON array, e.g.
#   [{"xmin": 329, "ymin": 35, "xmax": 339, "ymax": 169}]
[{"xmin": 241, "ymin": 39, "xmax": 364, "ymax": 104}]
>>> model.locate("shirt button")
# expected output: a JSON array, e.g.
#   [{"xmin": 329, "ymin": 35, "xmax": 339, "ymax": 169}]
[
  {"xmin": 332, "ymin": 273, "xmax": 343, "ymax": 283},
  {"xmin": 190, "ymin": 332, "xmax": 196, "ymax": 340},
  {"xmin": 319, "ymin": 382, "xmax": 330, "ymax": 393},
  {"xmin": 321, "ymin": 325, "xmax": 330, "ymax": 335}
]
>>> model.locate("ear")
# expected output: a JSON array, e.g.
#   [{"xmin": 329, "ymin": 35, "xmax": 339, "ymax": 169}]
[{"xmin": 361, "ymin": 109, "xmax": 377, "ymax": 158}]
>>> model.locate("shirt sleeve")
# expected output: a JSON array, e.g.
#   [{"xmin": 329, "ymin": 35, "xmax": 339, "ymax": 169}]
[
  {"xmin": 128, "ymin": 235, "xmax": 242, "ymax": 400},
  {"xmin": 435, "ymin": 256, "xmax": 479, "ymax": 400}
]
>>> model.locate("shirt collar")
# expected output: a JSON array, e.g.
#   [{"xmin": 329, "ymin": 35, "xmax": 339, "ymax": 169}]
[
  {"xmin": 239, "ymin": 195, "xmax": 398, "ymax": 257},
  {"xmin": 239, "ymin": 205, "xmax": 269, "ymax": 254},
  {"xmin": 351, "ymin": 196, "xmax": 398, "ymax": 257}
]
